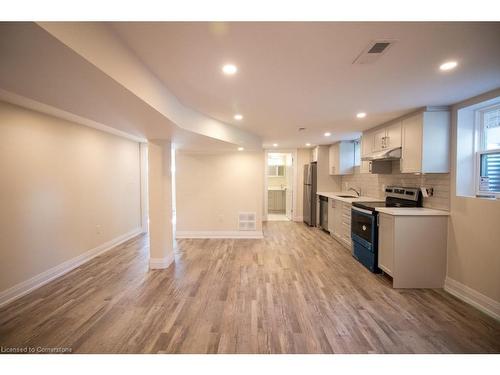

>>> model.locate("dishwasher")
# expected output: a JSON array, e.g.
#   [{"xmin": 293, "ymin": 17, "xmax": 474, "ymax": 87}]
[{"xmin": 319, "ymin": 195, "xmax": 329, "ymax": 232}]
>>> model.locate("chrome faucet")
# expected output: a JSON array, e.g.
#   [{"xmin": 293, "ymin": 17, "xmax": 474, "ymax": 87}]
[{"xmin": 348, "ymin": 187, "xmax": 361, "ymax": 197}]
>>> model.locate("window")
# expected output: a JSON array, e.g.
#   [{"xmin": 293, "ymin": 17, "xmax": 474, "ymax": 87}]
[
  {"xmin": 267, "ymin": 165, "xmax": 285, "ymax": 177},
  {"xmin": 476, "ymin": 104, "xmax": 500, "ymax": 197}
]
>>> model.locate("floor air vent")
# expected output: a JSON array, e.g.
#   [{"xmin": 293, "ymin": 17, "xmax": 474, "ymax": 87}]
[
  {"xmin": 353, "ymin": 40, "xmax": 396, "ymax": 64},
  {"xmin": 239, "ymin": 212, "xmax": 256, "ymax": 231}
]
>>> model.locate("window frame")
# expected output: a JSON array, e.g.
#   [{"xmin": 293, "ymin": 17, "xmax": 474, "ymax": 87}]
[{"xmin": 475, "ymin": 103, "xmax": 500, "ymax": 198}]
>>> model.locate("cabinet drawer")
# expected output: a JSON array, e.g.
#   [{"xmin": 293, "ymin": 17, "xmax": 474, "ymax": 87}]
[
  {"xmin": 342, "ymin": 203, "xmax": 352, "ymax": 216},
  {"xmin": 341, "ymin": 222, "xmax": 350, "ymax": 236},
  {"xmin": 342, "ymin": 214, "xmax": 351, "ymax": 225}
]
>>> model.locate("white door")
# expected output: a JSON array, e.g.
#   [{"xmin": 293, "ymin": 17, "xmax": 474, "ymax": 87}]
[{"xmin": 285, "ymin": 153, "xmax": 293, "ymax": 220}]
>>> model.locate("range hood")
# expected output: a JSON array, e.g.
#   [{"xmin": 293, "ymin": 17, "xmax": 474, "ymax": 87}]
[{"xmin": 361, "ymin": 147, "xmax": 402, "ymax": 161}]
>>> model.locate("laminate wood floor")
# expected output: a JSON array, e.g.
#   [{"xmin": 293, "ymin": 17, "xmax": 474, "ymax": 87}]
[{"xmin": 1, "ymin": 222, "xmax": 499, "ymax": 353}]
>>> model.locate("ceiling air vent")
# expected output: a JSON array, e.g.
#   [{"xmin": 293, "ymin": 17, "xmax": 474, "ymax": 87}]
[{"xmin": 353, "ymin": 40, "xmax": 397, "ymax": 65}]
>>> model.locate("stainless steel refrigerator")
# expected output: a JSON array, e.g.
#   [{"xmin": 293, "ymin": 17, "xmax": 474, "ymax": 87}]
[{"xmin": 303, "ymin": 162, "xmax": 317, "ymax": 226}]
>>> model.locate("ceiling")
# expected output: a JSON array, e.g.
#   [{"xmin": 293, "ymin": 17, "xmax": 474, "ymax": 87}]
[
  {"xmin": 0, "ymin": 22, "xmax": 239, "ymax": 152},
  {"xmin": 112, "ymin": 22, "xmax": 500, "ymax": 148}
]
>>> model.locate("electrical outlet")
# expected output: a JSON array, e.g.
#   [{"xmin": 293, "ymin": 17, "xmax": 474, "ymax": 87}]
[{"xmin": 421, "ymin": 187, "xmax": 434, "ymax": 198}]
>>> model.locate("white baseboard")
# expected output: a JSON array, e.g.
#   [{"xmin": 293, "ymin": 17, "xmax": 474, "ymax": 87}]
[
  {"xmin": 0, "ymin": 228, "xmax": 142, "ymax": 308},
  {"xmin": 149, "ymin": 254, "xmax": 174, "ymax": 269},
  {"xmin": 175, "ymin": 230, "xmax": 264, "ymax": 239},
  {"xmin": 293, "ymin": 216, "xmax": 303, "ymax": 222},
  {"xmin": 444, "ymin": 277, "xmax": 500, "ymax": 321}
]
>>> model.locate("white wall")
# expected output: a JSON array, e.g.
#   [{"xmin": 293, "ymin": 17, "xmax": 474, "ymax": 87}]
[
  {"xmin": 447, "ymin": 88, "xmax": 500, "ymax": 305},
  {"xmin": 0, "ymin": 101, "xmax": 142, "ymax": 294},
  {"xmin": 175, "ymin": 150, "xmax": 264, "ymax": 234}
]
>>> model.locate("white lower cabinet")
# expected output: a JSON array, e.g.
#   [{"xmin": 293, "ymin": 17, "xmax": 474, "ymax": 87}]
[
  {"xmin": 328, "ymin": 198, "xmax": 351, "ymax": 250},
  {"xmin": 377, "ymin": 213, "xmax": 448, "ymax": 288},
  {"xmin": 327, "ymin": 198, "xmax": 335, "ymax": 233},
  {"xmin": 268, "ymin": 190, "xmax": 286, "ymax": 213}
]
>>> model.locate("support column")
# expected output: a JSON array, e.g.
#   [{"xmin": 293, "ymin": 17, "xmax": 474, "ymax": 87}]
[{"xmin": 147, "ymin": 139, "xmax": 174, "ymax": 269}]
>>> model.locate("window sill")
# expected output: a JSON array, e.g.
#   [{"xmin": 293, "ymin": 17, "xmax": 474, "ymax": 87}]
[{"xmin": 456, "ymin": 194, "xmax": 500, "ymax": 201}]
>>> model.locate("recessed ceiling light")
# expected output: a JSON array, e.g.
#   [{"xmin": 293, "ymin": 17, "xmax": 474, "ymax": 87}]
[
  {"xmin": 356, "ymin": 112, "xmax": 367, "ymax": 118},
  {"xmin": 237, "ymin": 147, "xmax": 244, "ymax": 151},
  {"xmin": 222, "ymin": 64, "xmax": 238, "ymax": 75},
  {"xmin": 273, "ymin": 143, "xmax": 278, "ymax": 147},
  {"xmin": 439, "ymin": 61, "xmax": 458, "ymax": 71},
  {"xmin": 305, "ymin": 143, "xmax": 311, "ymax": 147},
  {"xmin": 324, "ymin": 132, "xmax": 331, "ymax": 137},
  {"xmin": 234, "ymin": 114, "xmax": 243, "ymax": 121}
]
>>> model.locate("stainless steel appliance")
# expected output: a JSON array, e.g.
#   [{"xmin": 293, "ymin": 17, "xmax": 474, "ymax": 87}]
[
  {"xmin": 319, "ymin": 195, "xmax": 328, "ymax": 231},
  {"xmin": 303, "ymin": 162, "xmax": 317, "ymax": 226},
  {"xmin": 361, "ymin": 146, "xmax": 401, "ymax": 161},
  {"xmin": 351, "ymin": 186, "xmax": 422, "ymax": 272}
]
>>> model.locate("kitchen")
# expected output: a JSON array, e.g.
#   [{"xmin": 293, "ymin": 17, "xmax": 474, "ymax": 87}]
[
  {"xmin": 0, "ymin": 19, "xmax": 499, "ymax": 361},
  {"xmin": 305, "ymin": 107, "xmax": 453, "ymax": 288}
]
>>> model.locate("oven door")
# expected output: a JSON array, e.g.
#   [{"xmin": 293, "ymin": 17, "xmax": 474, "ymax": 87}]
[{"xmin": 351, "ymin": 207, "xmax": 376, "ymax": 251}]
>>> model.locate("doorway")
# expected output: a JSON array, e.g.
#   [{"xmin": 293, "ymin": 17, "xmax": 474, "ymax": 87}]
[{"xmin": 265, "ymin": 151, "xmax": 295, "ymax": 221}]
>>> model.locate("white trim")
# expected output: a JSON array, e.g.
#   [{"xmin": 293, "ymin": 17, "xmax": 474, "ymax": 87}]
[
  {"xmin": 176, "ymin": 230, "xmax": 264, "ymax": 239},
  {"xmin": 293, "ymin": 215, "xmax": 304, "ymax": 222},
  {"xmin": 149, "ymin": 254, "xmax": 174, "ymax": 269},
  {"xmin": 0, "ymin": 228, "xmax": 142, "ymax": 308},
  {"xmin": 444, "ymin": 277, "xmax": 500, "ymax": 321}
]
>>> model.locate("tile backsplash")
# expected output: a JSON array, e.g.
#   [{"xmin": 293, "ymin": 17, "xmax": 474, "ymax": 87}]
[{"xmin": 341, "ymin": 161, "xmax": 450, "ymax": 210}]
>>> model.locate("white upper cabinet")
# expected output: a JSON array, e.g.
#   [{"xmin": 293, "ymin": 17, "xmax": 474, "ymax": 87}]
[
  {"xmin": 373, "ymin": 128, "xmax": 387, "ymax": 152},
  {"xmin": 372, "ymin": 122, "xmax": 402, "ymax": 151},
  {"xmin": 311, "ymin": 146, "xmax": 319, "ymax": 162},
  {"xmin": 400, "ymin": 111, "xmax": 450, "ymax": 174},
  {"xmin": 385, "ymin": 122, "xmax": 402, "ymax": 149},
  {"xmin": 360, "ymin": 130, "xmax": 374, "ymax": 173},
  {"xmin": 361, "ymin": 108, "xmax": 450, "ymax": 174},
  {"xmin": 329, "ymin": 141, "xmax": 355, "ymax": 175}
]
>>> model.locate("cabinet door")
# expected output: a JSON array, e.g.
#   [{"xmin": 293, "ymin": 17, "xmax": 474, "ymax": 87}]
[
  {"xmin": 378, "ymin": 213, "xmax": 394, "ymax": 276},
  {"xmin": 373, "ymin": 129, "xmax": 386, "ymax": 151},
  {"xmin": 341, "ymin": 203, "xmax": 352, "ymax": 245},
  {"xmin": 333, "ymin": 200, "xmax": 343, "ymax": 238},
  {"xmin": 327, "ymin": 198, "xmax": 335, "ymax": 233},
  {"xmin": 385, "ymin": 122, "xmax": 402, "ymax": 149},
  {"xmin": 401, "ymin": 114, "xmax": 423, "ymax": 173},
  {"xmin": 329, "ymin": 144, "xmax": 339, "ymax": 175},
  {"xmin": 268, "ymin": 191, "xmax": 275, "ymax": 211},
  {"xmin": 360, "ymin": 133, "xmax": 373, "ymax": 174},
  {"xmin": 312, "ymin": 147, "xmax": 318, "ymax": 162}
]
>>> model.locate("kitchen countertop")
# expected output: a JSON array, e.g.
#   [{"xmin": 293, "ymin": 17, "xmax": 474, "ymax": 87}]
[
  {"xmin": 375, "ymin": 207, "xmax": 450, "ymax": 216},
  {"xmin": 316, "ymin": 191, "xmax": 384, "ymax": 204}
]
